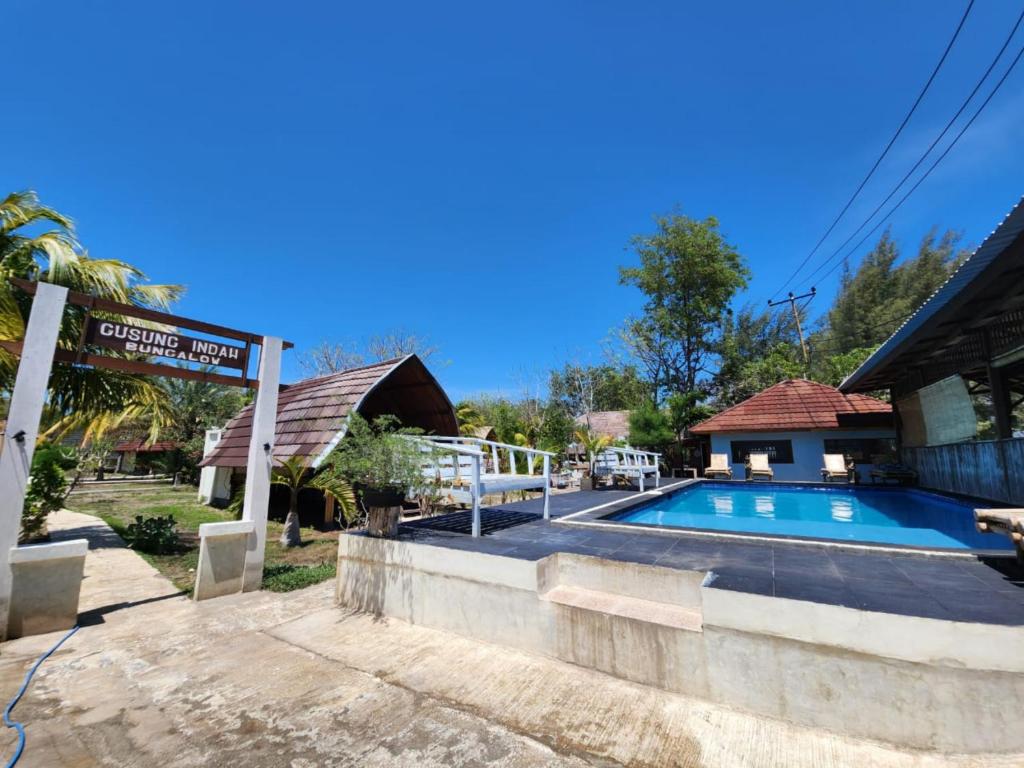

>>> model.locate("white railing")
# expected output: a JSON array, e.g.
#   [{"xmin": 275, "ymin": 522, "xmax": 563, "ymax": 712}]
[
  {"xmin": 592, "ymin": 447, "xmax": 661, "ymax": 491},
  {"xmin": 416, "ymin": 436, "xmax": 555, "ymax": 537}
]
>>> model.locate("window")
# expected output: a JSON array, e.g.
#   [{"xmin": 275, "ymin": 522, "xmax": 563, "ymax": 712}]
[
  {"xmin": 730, "ymin": 440, "xmax": 794, "ymax": 464},
  {"xmin": 823, "ymin": 438, "xmax": 897, "ymax": 463}
]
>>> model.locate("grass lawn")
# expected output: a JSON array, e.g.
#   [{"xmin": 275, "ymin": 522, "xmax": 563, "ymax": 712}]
[{"xmin": 65, "ymin": 485, "xmax": 340, "ymax": 594}]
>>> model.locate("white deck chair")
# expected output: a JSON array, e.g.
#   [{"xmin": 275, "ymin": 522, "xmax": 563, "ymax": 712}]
[
  {"xmin": 704, "ymin": 453, "xmax": 732, "ymax": 479},
  {"xmin": 746, "ymin": 453, "xmax": 774, "ymax": 481},
  {"xmin": 821, "ymin": 453, "xmax": 850, "ymax": 483}
]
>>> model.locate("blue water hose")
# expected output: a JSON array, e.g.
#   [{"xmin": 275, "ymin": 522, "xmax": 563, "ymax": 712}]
[{"xmin": 2, "ymin": 625, "xmax": 79, "ymax": 768}]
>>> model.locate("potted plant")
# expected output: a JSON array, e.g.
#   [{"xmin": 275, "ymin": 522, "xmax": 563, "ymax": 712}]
[
  {"xmin": 323, "ymin": 413, "xmax": 427, "ymax": 537},
  {"xmin": 573, "ymin": 427, "xmax": 611, "ymax": 491}
]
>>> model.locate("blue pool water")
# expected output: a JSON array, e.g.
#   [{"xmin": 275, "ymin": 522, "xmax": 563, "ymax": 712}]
[{"xmin": 608, "ymin": 482, "xmax": 1013, "ymax": 551}]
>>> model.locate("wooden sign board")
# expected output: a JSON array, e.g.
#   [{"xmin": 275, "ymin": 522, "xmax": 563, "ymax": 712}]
[
  {"xmin": 85, "ymin": 318, "xmax": 246, "ymax": 370},
  {"xmin": 6, "ymin": 277, "xmax": 292, "ymax": 389}
]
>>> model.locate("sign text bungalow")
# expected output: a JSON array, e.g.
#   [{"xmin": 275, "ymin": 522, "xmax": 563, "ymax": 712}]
[{"xmin": 86, "ymin": 319, "xmax": 247, "ymax": 370}]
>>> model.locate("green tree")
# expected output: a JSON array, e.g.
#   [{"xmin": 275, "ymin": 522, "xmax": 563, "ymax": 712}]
[
  {"xmin": 628, "ymin": 401, "xmax": 673, "ymax": 448},
  {"xmin": 619, "ymin": 211, "xmax": 749, "ymax": 401},
  {"xmin": 714, "ymin": 305, "xmax": 800, "ymax": 406},
  {"xmin": 548, "ymin": 363, "xmax": 649, "ymax": 417},
  {"xmin": 1, "ymin": 190, "xmax": 184, "ymax": 442},
  {"xmin": 161, "ymin": 374, "xmax": 247, "ymax": 483}
]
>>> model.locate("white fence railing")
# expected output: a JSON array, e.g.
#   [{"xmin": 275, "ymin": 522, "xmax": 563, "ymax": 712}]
[
  {"xmin": 592, "ymin": 447, "xmax": 661, "ymax": 491},
  {"xmin": 416, "ymin": 436, "xmax": 555, "ymax": 537}
]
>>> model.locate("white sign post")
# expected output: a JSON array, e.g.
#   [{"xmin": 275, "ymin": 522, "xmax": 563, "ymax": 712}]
[
  {"xmin": 0, "ymin": 283, "xmax": 69, "ymax": 640},
  {"xmin": 241, "ymin": 336, "xmax": 282, "ymax": 592}
]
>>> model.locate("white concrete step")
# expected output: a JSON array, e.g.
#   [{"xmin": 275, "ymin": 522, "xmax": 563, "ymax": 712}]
[{"xmin": 541, "ymin": 583, "xmax": 703, "ymax": 632}]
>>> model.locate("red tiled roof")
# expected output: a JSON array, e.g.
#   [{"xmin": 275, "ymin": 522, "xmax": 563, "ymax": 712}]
[
  {"xmin": 690, "ymin": 379, "xmax": 892, "ymax": 434},
  {"xmin": 114, "ymin": 440, "xmax": 178, "ymax": 453},
  {"xmin": 199, "ymin": 355, "xmax": 457, "ymax": 468}
]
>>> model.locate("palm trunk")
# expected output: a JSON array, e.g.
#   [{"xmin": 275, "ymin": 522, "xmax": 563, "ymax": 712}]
[{"xmin": 280, "ymin": 488, "xmax": 302, "ymax": 547}]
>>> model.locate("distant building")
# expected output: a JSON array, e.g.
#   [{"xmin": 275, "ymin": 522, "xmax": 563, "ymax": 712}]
[
  {"xmin": 690, "ymin": 379, "xmax": 895, "ymax": 481},
  {"xmin": 574, "ymin": 411, "xmax": 630, "ymax": 441},
  {"xmin": 112, "ymin": 439, "xmax": 179, "ymax": 474}
]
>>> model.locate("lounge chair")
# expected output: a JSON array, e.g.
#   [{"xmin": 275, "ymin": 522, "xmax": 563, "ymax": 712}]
[
  {"xmin": 974, "ymin": 508, "xmax": 1024, "ymax": 560},
  {"xmin": 704, "ymin": 453, "xmax": 732, "ymax": 479},
  {"xmin": 870, "ymin": 463, "xmax": 917, "ymax": 486},
  {"xmin": 746, "ymin": 453, "xmax": 774, "ymax": 481},
  {"xmin": 821, "ymin": 453, "xmax": 852, "ymax": 483}
]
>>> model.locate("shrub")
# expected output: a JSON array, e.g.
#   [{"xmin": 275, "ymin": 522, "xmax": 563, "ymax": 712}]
[
  {"xmin": 21, "ymin": 444, "xmax": 78, "ymax": 542},
  {"xmin": 124, "ymin": 515, "xmax": 180, "ymax": 554}
]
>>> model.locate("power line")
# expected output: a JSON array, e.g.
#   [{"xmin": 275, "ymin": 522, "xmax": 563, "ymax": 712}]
[
  {"xmin": 771, "ymin": 0, "xmax": 975, "ymax": 300},
  {"xmin": 813, "ymin": 37, "xmax": 1024, "ymax": 285},
  {"xmin": 802, "ymin": 6, "xmax": 1024, "ymax": 287}
]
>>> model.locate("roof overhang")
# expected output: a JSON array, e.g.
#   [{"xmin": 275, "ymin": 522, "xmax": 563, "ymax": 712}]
[{"xmin": 840, "ymin": 197, "xmax": 1024, "ymax": 395}]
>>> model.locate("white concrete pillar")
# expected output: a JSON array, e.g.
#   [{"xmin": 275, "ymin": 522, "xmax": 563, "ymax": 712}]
[
  {"xmin": 197, "ymin": 428, "xmax": 223, "ymax": 504},
  {"xmin": 241, "ymin": 337, "xmax": 282, "ymax": 592},
  {"xmin": 0, "ymin": 282, "xmax": 68, "ymax": 640}
]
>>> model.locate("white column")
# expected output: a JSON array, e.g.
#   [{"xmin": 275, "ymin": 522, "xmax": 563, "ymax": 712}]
[
  {"xmin": 471, "ymin": 454, "xmax": 481, "ymax": 537},
  {"xmin": 197, "ymin": 428, "xmax": 223, "ymax": 504},
  {"xmin": 542, "ymin": 454, "xmax": 551, "ymax": 520},
  {"xmin": 241, "ymin": 337, "xmax": 283, "ymax": 592},
  {"xmin": 0, "ymin": 282, "xmax": 68, "ymax": 640}
]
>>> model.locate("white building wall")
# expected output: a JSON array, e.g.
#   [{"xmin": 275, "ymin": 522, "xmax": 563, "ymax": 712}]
[
  {"xmin": 198, "ymin": 428, "xmax": 233, "ymax": 505},
  {"xmin": 708, "ymin": 429, "xmax": 896, "ymax": 482}
]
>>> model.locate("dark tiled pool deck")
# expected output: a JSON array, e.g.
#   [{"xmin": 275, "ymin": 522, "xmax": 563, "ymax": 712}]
[{"xmin": 396, "ymin": 480, "xmax": 1024, "ymax": 626}]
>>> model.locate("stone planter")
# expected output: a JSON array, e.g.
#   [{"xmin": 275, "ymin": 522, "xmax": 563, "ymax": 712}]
[
  {"xmin": 366, "ymin": 506, "xmax": 401, "ymax": 538},
  {"xmin": 580, "ymin": 475, "xmax": 596, "ymax": 491}
]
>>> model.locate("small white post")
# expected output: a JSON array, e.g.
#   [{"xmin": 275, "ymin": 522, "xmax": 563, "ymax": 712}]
[
  {"xmin": 471, "ymin": 453, "xmax": 481, "ymax": 537},
  {"xmin": 542, "ymin": 454, "xmax": 551, "ymax": 520},
  {"xmin": 0, "ymin": 283, "xmax": 68, "ymax": 640},
  {"xmin": 241, "ymin": 337, "xmax": 283, "ymax": 592},
  {"xmin": 655, "ymin": 454, "xmax": 661, "ymax": 488}
]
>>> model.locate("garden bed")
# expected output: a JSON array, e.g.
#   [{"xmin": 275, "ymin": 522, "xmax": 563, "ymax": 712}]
[{"xmin": 66, "ymin": 486, "xmax": 339, "ymax": 593}]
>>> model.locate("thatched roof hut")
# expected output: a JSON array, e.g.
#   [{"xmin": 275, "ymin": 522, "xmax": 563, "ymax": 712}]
[{"xmin": 200, "ymin": 354, "xmax": 457, "ymax": 469}]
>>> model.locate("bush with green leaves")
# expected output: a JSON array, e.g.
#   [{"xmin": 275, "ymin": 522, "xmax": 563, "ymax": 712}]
[
  {"xmin": 124, "ymin": 515, "xmax": 180, "ymax": 554},
  {"xmin": 21, "ymin": 444, "xmax": 78, "ymax": 542},
  {"xmin": 324, "ymin": 414, "xmax": 426, "ymax": 494}
]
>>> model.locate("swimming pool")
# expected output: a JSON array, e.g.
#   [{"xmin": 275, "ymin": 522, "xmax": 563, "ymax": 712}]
[{"xmin": 606, "ymin": 482, "xmax": 1012, "ymax": 551}]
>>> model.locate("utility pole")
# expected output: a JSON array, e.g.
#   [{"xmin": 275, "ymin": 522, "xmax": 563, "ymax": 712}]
[{"xmin": 769, "ymin": 287, "xmax": 816, "ymax": 370}]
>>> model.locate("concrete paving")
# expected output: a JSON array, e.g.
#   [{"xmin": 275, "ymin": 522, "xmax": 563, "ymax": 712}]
[{"xmin": 0, "ymin": 511, "xmax": 1020, "ymax": 767}]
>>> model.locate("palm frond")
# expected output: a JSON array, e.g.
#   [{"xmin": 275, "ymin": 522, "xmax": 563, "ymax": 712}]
[{"xmin": 0, "ymin": 191, "xmax": 75, "ymax": 235}]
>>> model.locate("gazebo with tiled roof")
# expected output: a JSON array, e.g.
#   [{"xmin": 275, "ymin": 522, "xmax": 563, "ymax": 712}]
[{"xmin": 690, "ymin": 379, "xmax": 894, "ymax": 482}]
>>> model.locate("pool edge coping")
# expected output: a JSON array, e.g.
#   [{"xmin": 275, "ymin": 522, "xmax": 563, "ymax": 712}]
[{"xmin": 553, "ymin": 479, "xmax": 1016, "ymax": 560}]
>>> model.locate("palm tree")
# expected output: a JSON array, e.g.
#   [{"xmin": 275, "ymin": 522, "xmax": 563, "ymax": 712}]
[
  {"xmin": 1, "ymin": 190, "xmax": 184, "ymax": 443},
  {"xmin": 455, "ymin": 401, "xmax": 483, "ymax": 436},
  {"xmin": 573, "ymin": 427, "xmax": 612, "ymax": 477},
  {"xmin": 271, "ymin": 457, "xmax": 357, "ymax": 547}
]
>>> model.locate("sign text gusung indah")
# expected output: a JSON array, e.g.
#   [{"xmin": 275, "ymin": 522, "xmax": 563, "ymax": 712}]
[{"xmin": 85, "ymin": 319, "xmax": 246, "ymax": 370}]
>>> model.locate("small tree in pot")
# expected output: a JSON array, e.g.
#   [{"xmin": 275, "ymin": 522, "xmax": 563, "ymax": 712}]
[
  {"xmin": 323, "ymin": 413, "xmax": 427, "ymax": 537},
  {"xmin": 573, "ymin": 427, "xmax": 611, "ymax": 491}
]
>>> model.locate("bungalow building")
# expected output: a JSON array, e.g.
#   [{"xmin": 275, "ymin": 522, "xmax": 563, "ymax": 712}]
[
  {"xmin": 690, "ymin": 379, "xmax": 895, "ymax": 482},
  {"xmin": 198, "ymin": 354, "xmax": 458, "ymax": 524},
  {"xmin": 841, "ymin": 196, "xmax": 1024, "ymax": 504},
  {"xmin": 112, "ymin": 439, "xmax": 179, "ymax": 474}
]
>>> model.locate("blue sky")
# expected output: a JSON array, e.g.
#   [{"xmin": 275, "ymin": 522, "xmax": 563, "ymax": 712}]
[{"xmin": 6, "ymin": 1, "xmax": 1024, "ymax": 401}]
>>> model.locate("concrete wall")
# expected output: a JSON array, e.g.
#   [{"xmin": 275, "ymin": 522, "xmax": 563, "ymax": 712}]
[
  {"xmin": 708, "ymin": 429, "xmax": 895, "ymax": 482},
  {"xmin": 336, "ymin": 536, "xmax": 1024, "ymax": 753}
]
